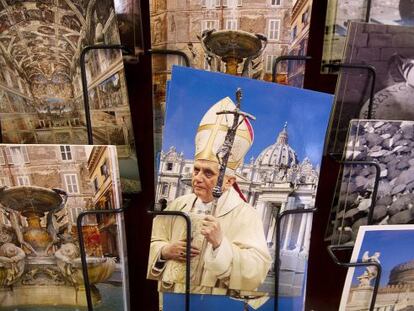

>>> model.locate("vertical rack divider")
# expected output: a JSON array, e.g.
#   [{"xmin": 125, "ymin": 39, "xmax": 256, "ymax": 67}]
[
  {"xmin": 80, "ymin": 44, "xmax": 133, "ymax": 145},
  {"xmin": 78, "ymin": 44, "xmax": 133, "ymax": 311},
  {"xmin": 78, "ymin": 46, "xmax": 191, "ymax": 311},
  {"xmin": 274, "ymin": 207, "xmax": 317, "ymax": 311},
  {"xmin": 147, "ymin": 209, "xmax": 192, "ymax": 311},
  {"xmin": 322, "ymin": 63, "xmax": 376, "ymax": 119},
  {"xmin": 271, "ymin": 55, "xmax": 321, "ymax": 311},
  {"xmin": 76, "ymin": 207, "xmax": 127, "ymax": 311}
]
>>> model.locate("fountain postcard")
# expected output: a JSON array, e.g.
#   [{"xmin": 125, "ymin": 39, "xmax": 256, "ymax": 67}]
[
  {"xmin": 0, "ymin": 0, "xmax": 140, "ymax": 193},
  {"xmin": 0, "ymin": 144, "xmax": 129, "ymax": 311},
  {"xmin": 147, "ymin": 66, "xmax": 333, "ymax": 310},
  {"xmin": 150, "ymin": 0, "xmax": 315, "ymax": 161},
  {"xmin": 340, "ymin": 225, "xmax": 414, "ymax": 311}
]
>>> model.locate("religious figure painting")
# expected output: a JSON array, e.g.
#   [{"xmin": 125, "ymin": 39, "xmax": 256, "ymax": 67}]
[
  {"xmin": 0, "ymin": 0, "xmax": 140, "ymax": 193},
  {"xmin": 0, "ymin": 144, "xmax": 129, "ymax": 311},
  {"xmin": 326, "ymin": 22, "xmax": 414, "ymax": 155},
  {"xmin": 340, "ymin": 225, "xmax": 414, "ymax": 311},
  {"xmin": 327, "ymin": 120, "xmax": 414, "ymax": 246},
  {"xmin": 147, "ymin": 66, "xmax": 333, "ymax": 310}
]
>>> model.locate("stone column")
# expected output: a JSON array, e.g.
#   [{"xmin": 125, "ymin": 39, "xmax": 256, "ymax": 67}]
[
  {"xmin": 170, "ymin": 182, "xmax": 177, "ymax": 201},
  {"xmin": 274, "ymin": 202, "xmax": 285, "ymax": 247},
  {"xmin": 255, "ymin": 200, "xmax": 266, "ymax": 220},
  {"xmin": 267, "ymin": 215, "xmax": 276, "ymax": 243},
  {"xmin": 175, "ymin": 182, "xmax": 181, "ymax": 198},
  {"xmin": 294, "ymin": 204, "xmax": 308, "ymax": 251},
  {"xmin": 249, "ymin": 193, "xmax": 255, "ymax": 205},
  {"xmin": 282, "ymin": 200, "xmax": 294, "ymax": 250},
  {"xmin": 302, "ymin": 205, "xmax": 313, "ymax": 253},
  {"xmin": 280, "ymin": 201, "xmax": 287, "ymax": 213},
  {"xmin": 156, "ymin": 182, "xmax": 162, "ymax": 200}
]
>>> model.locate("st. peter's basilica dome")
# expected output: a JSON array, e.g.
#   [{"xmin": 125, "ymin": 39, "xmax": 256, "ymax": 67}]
[{"xmin": 254, "ymin": 123, "xmax": 298, "ymax": 167}]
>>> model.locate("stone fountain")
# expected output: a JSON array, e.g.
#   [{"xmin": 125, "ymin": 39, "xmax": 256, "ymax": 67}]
[
  {"xmin": 200, "ymin": 29, "xmax": 267, "ymax": 76},
  {"xmin": 0, "ymin": 186, "xmax": 115, "ymax": 308}
]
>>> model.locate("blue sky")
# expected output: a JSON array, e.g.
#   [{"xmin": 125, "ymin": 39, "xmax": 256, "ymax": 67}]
[
  {"xmin": 163, "ymin": 66, "xmax": 333, "ymax": 166},
  {"xmin": 352, "ymin": 229, "xmax": 414, "ymax": 287},
  {"xmin": 164, "ymin": 294, "xmax": 301, "ymax": 310}
]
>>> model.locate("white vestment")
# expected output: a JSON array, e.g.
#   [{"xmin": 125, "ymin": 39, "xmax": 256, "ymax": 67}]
[{"xmin": 147, "ymin": 187, "xmax": 272, "ymax": 294}]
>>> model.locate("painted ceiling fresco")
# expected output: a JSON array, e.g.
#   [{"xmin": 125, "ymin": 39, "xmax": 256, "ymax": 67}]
[{"xmin": 0, "ymin": 0, "xmax": 117, "ymax": 102}]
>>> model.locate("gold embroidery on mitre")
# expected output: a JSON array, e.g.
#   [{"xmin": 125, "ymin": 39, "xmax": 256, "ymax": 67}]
[{"xmin": 194, "ymin": 97, "xmax": 253, "ymax": 170}]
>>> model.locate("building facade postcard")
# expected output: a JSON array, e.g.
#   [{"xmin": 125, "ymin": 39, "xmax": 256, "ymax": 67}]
[
  {"xmin": 326, "ymin": 22, "xmax": 414, "ymax": 155},
  {"xmin": 0, "ymin": 0, "xmax": 140, "ymax": 193},
  {"xmin": 340, "ymin": 225, "xmax": 414, "ymax": 311},
  {"xmin": 147, "ymin": 66, "xmax": 333, "ymax": 310},
  {"xmin": 150, "ymin": 0, "xmax": 314, "ymax": 155},
  {"xmin": 0, "ymin": 144, "xmax": 129, "ymax": 311},
  {"xmin": 327, "ymin": 119, "xmax": 414, "ymax": 246}
]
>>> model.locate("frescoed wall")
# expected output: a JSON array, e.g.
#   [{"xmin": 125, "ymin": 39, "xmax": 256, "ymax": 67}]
[{"xmin": 0, "ymin": 0, "xmax": 139, "ymax": 190}]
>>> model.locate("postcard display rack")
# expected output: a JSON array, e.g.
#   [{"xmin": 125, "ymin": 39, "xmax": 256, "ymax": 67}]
[
  {"xmin": 313, "ymin": 56, "xmax": 384, "ymax": 311},
  {"xmin": 73, "ymin": 47, "xmax": 382, "ymax": 311},
  {"xmin": 79, "ymin": 44, "xmax": 132, "ymax": 311},
  {"xmin": 0, "ymin": 43, "xmax": 133, "ymax": 311},
  {"xmin": 76, "ymin": 53, "xmax": 383, "ymax": 311},
  {"xmin": 78, "ymin": 45, "xmax": 192, "ymax": 311},
  {"xmin": 73, "ymin": 49, "xmax": 383, "ymax": 311},
  {"xmin": 142, "ymin": 56, "xmax": 366, "ymax": 311},
  {"xmin": 78, "ymin": 6, "xmax": 393, "ymax": 311},
  {"xmin": 0, "ymin": 3, "xmax": 190, "ymax": 311},
  {"xmin": 303, "ymin": 9, "xmax": 399, "ymax": 311},
  {"xmin": 272, "ymin": 57, "xmax": 382, "ymax": 311},
  {"xmin": 0, "ymin": 43, "xmax": 191, "ymax": 311},
  {"xmin": 0, "ymin": 41, "xmax": 135, "ymax": 311},
  {"xmin": 65, "ymin": 4, "xmax": 378, "ymax": 311},
  {"xmin": 274, "ymin": 55, "xmax": 385, "ymax": 311},
  {"xmin": 322, "ymin": 62, "xmax": 385, "ymax": 311},
  {"xmin": 143, "ymin": 55, "xmax": 322, "ymax": 311}
]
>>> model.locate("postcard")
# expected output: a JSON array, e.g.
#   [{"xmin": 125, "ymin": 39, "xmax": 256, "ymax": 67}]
[
  {"xmin": 147, "ymin": 66, "xmax": 333, "ymax": 309},
  {"xmin": 0, "ymin": 1, "xmax": 140, "ymax": 192},
  {"xmin": 340, "ymin": 225, "xmax": 414, "ymax": 311},
  {"xmin": 0, "ymin": 144, "xmax": 128, "ymax": 310},
  {"xmin": 150, "ymin": 0, "xmax": 313, "ymax": 84},
  {"xmin": 149, "ymin": 0, "xmax": 314, "ymax": 159},
  {"xmin": 326, "ymin": 22, "xmax": 414, "ymax": 155},
  {"xmin": 328, "ymin": 119, "xmax": 414, "ymax": 245},
  {"xmin": 322, "ymin": 1, "xmax": 407, "ymax": 66}
]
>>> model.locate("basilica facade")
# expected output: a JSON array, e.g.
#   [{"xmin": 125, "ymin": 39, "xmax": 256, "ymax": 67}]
[{"xmin": 156, "ymin": 124, "xmax": 320, "ymax": 296}]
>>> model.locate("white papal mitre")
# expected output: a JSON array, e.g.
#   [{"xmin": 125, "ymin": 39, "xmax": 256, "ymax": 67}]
[{"xmin": 194, "ymin": 97, "xmax": 254, "ymax": 170}]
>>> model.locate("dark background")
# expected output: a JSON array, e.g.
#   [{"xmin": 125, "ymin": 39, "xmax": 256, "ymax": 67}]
[{"xmin": 124, "ymin": 0, "xmax": 344, "ymax": 310}]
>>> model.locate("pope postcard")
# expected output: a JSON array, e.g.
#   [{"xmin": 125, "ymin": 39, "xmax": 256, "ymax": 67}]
[{"xmin": 147, "ymin": 66, "xmax": 333, "ymax": 310}]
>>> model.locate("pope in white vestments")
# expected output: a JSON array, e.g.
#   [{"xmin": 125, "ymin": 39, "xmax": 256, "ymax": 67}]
[{"xmin": 147, "ymin": 96, "xmax": 272, "ymax": 295}]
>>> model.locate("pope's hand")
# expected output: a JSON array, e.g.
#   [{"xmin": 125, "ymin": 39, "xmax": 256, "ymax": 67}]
[
  {"xmin": 201, "ymin": 215, "xmax": 223, "ymax": 249},
  {"xmin": 161, "ymin": 240, "xmax": 200, "ymax": 261}
]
